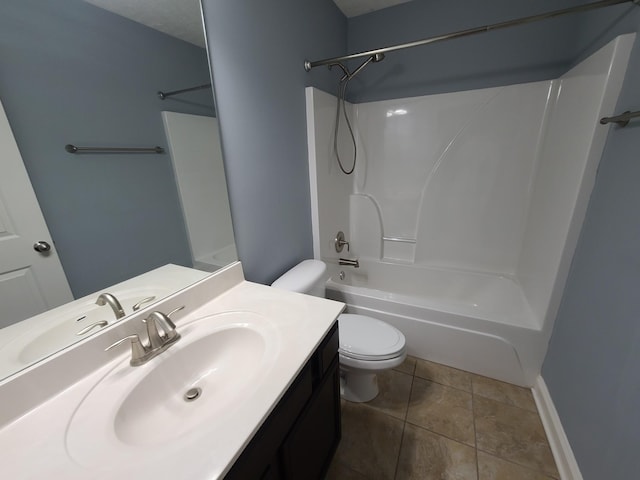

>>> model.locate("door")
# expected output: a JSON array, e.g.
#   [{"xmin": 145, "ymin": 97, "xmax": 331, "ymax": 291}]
[{"xmin": 0, "ymin": 98, "xmax": 73, "ymax": 328}]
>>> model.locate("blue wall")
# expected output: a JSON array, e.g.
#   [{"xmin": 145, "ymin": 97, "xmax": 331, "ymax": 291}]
[
  {"xmin": 542, "ymin": 4, "xmax": 640, "ymax": 479},
  {"xmin": 346, "ymin": 0, "xmax": 589, "ymax": 102},
  {"xmin": 201, "ymin": 0, "xmax": 346, "ymax": 284},
  {"xmin": 0, "ymin": 0, "xmax": 214, "ymax": 297}
]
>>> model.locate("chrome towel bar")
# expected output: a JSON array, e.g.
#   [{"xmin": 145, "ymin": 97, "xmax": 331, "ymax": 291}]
[
  {"xmin": 157, "ymin": 83, "xmax": 211, "ymax": 100},
  {"xmin": 65, "ymin": 144, "xmax": 164, "ymax": 154},
  {"xmin": 600, "ymin": 110, "xmax": 640, "ymax": 127}
]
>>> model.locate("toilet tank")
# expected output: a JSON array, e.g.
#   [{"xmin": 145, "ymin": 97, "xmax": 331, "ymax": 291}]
[{"xmin": 271, "ymin": 260, "xmax": 327, "ymax": 297}]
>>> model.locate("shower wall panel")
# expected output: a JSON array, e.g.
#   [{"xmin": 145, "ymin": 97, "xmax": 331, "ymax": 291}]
[
  {"xmin": 162, "ymin": 112, "xmax": 236, "ymax": 270},
  {"xmin": 306, "ymin": 88, "xmax": 354, "ymax": 261},
  {"xmin": 354, "ymin": 82, "xmax": 553, "ymax": 272},
  {"xmin": 517, "ymin": 34, "xmax": 635, "ymax": 329}
]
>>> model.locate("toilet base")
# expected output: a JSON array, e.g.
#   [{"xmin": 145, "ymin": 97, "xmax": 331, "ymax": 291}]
[{"xmin": 340, "ymin": 369, "xmax": 379, "ymax": 403}]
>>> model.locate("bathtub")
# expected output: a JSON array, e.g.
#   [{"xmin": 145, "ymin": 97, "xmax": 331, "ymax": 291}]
[{"xmin": 324, "ymin": 259, "xmax": 548, "ymax": 386}]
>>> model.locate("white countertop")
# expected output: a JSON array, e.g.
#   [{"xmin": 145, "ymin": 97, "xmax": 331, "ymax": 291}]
[{"xmin": 0, "ymin": 262, "xmax": 344, "ymax": 479}]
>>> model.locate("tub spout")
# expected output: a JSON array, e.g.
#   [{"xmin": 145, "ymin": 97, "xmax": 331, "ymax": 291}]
[{"xmin": 339, "ymin": 257, "xmax": 359, "ymax": 268}]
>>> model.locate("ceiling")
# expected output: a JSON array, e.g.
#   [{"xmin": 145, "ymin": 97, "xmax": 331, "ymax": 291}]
[
  {"xmin": 82, "ymin": 0, "xmax": 411, "ymax": 48},
  {"xmin": 333, "ymin": 0, "xmax": 413, "ymax": 17},
  {"xmin": 82, "ymin": 0, "xmax": 206, "ymax": 47}
]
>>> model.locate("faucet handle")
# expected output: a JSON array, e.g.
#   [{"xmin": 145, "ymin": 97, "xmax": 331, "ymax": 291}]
[
  {"xmin": 105, "ymin": 334, "xmax": 148, "ymax": 366},
  {"xmin": 335, "ymin": 231, "xmax": 350, "ymax": 253},
  {"xmin": 132, "ymin": 296, "xmax": 156, "ymax": 312},
  {"xmin": 145, "ymin": 313, "xmax": 167, "ymax": 349},
  {"xmin": 76, "ymin": 320, "xmax": 108, "ymax": 336},
  {"xmin": 167, "ymin": 305, "xmax": 185, "ymax": 318}
]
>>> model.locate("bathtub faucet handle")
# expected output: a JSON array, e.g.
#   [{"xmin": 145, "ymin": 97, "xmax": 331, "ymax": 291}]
[{"xmin": 335, "ymin": 231, "xmax": 350, "ymax": 253}]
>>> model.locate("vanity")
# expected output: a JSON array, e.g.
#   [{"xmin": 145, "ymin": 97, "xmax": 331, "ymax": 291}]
[{"xmin": 0, "ymin": 262, "xmax": 344, "ymax": 479}]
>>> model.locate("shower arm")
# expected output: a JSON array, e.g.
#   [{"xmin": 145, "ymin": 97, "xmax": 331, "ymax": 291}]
[
  {"xmin": 305, "ymin": 0, "xmax": 639, "ymax": 71},
  {"xmin": 328, "ymin": 55, "xmax": 381, "ymax": 82}
]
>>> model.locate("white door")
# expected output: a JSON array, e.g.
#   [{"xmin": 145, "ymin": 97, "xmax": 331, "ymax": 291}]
[{"xmin": 0, "ymin": 98, "xmax": 73, "ymax": 328}]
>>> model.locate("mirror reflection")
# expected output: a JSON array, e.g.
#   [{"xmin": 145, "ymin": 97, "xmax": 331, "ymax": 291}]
[{"xmin": 0, "ymin": 0, "xmax": 236, "ymax": 380}]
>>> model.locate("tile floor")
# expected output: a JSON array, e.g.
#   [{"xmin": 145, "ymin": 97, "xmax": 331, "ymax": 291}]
[{"xmin": 326, "ymin": 357, "xmax": 559, "ymax": 480}]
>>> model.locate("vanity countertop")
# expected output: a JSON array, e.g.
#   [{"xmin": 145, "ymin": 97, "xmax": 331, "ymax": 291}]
[{"xmin": 0, "ymin": 262, "xmax": 344, "ymax": 479}]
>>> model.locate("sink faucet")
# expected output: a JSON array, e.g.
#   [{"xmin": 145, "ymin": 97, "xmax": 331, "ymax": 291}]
[
  {"xmin": 105, "ymin": 307, "xmax": 184, "ymax": 366},
  {"xmin": 96, "ymin": 293, "xmax": 125, "ymax": 319},
  {"xmin": 145, "ymin": 311, "xmax": 181, "ymax": 350}
]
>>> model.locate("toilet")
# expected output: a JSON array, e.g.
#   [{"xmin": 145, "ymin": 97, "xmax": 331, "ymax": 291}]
[{"xmin": 272, "ymin": 259, "xmax": 406, "ymax": 402}]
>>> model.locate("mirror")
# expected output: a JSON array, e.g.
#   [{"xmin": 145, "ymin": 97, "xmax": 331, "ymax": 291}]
[{"xmin": 0, "ymin": 0, "xmax": 236, "ymax": 380}]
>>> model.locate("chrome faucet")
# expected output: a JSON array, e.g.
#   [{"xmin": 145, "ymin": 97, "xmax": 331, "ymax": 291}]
[
  {"xmin": 95, "ymin": 293, "xmax": 125, "ymax": 319},
  {"xmin": 105, "ymin": 307, "xmax": 184, "ymax": 366},
  {"xmin": 339, "ymin": 257, "xmax": 359, "ymax": 268},
  {"xmin": 144, "ymin": 311, "xmax": 181, "ymax": 350}
]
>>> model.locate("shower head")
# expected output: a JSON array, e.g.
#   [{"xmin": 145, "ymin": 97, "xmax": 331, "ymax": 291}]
[
  {"xmin": 349, "ymin": 52, "xmax": 385, "ymax": 81},
  {"xmin": 329, "ymin": 52, "xmax": 386, "ymax": 83}
]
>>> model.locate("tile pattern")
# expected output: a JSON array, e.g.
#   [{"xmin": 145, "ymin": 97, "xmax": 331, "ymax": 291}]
[
  {"xmin": 474, "ymin": 396, "xmax": 557, "ymax": 477},
  {"xmin": 397, "ymin": 424, "xmax": 478, "ymax": 480},
  {"xmin": 326, "ymin": 357, "xmax": 559, "ymax": 480},
  {"xmin": 472, "ymin": 375, "xmax": 538, "ymax": 412},
  {"xmin": 477, "ymin": 451, "xmax": 556, "ymax": 480},
  {"xmin": 407, "ymin": 378, "xmax": 475, "ymax": 446},
  {"xmin": 335, "ymin": 401, "xmax": 405, "ymax": 479}
]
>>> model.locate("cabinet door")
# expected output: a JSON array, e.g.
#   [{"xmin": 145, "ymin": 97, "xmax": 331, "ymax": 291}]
[{"xmin": 281, "ymin": 358, "xmax": 341, "ymax": 480}]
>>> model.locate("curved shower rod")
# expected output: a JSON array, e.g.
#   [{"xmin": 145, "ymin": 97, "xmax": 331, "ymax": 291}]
[{"xmin": 304, "ymin": 0, "xmax": 639, "ymax": 72}]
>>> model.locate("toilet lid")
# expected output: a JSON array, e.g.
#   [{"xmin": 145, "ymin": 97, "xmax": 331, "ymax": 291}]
[{"xmin": 338, "ymin": 314, "xmax": 406, "ymax": 361}]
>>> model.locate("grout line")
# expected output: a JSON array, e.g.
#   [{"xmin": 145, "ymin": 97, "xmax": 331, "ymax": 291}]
[
  {"xmin": 475, "ymin": 447, "xmax": 558, "ymax": 479},
  {"xmin": 393, "ymin": 373, "xmax": 414, "ymax": 480},
  {"xmin": 414, "ymin": 358, "xmax": 537, "ymax": 408},
  {"xmin": 412, "ymin": 374, "xmax": 473, "ymax": 395},
  {"xmin": 358, "ymin": 359, "xmax": 554, "ymax": 480},
  {"xmin": 471, "ymin": 376, "xmax": 480, "ymax": 480},
  {"xmin": 403, "ymin": 419, "xmax": 476, "ymax": 449}
]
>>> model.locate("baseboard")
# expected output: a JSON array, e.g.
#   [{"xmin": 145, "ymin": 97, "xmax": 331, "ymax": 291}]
[{"xmin": 532, "ymin": 376, "xmax": 583, "ymax": 480}]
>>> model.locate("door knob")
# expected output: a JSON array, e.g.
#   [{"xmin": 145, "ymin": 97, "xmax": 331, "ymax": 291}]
[{"xmin": 33, "ymin": 241, "xmax": 51, "ymax": 253}]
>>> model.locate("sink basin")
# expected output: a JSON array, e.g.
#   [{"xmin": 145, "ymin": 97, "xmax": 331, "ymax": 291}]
[
  {"xmin": 18, "ymin": 305, "xmax": 109, "ymax": 364},
  {"xmin": 1, "ymin": 287, "xmax": 171, "ymax": 367},
  {"xmin": 65, "ymin": 311, "xmax": 279, "ymax": 467},
  {"xmin": 114, "ymin": 326, "xmax": 266, "ymax": 446}
]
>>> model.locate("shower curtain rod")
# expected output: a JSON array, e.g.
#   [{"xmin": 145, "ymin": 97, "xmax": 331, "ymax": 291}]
[{"xmin": 304, "ymin": 0, "xmax": 639, "ymax": 71}]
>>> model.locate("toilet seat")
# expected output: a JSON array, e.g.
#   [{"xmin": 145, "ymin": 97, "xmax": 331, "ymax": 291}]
[{"xmin": 338, "ymin": 313, "xmax": 406, "ymax": 361}]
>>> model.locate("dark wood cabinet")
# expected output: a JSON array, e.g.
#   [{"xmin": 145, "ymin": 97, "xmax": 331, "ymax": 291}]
[{"xmin": 225, "ymin": 322, "xmax": 341, "ymax": 480}]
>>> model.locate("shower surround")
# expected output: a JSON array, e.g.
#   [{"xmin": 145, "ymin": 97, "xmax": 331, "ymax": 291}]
[{"xmin": 306, "ymin": 34, "xmax": 634, "ymax": 386}]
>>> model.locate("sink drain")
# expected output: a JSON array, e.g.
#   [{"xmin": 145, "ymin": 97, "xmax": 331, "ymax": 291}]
[{"xmin": 184, "ymin": 387, "xmax": 202, "ymax": 402}]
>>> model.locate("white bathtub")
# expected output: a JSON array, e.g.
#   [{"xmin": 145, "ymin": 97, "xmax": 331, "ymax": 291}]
[
  {"xmin": 325, "ymin": 260, "xmax": 548, "ymax": 386},
  {"xmin": 308, "ymin": 35, "xmax": 635, "ymax": 387}
]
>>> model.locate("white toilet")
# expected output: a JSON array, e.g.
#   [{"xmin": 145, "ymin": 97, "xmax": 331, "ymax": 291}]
[{"xmin": 272, "ymin": 259, "xmax": 406, "ymax": 402}]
